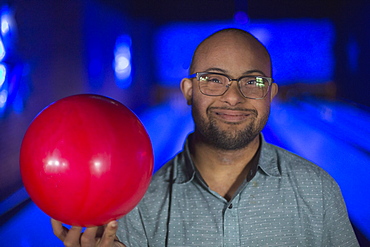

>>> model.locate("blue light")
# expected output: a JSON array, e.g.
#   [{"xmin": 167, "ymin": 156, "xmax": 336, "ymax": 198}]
[
  {"xmin": 113, "ymin": 34, "xmax": 132, "ymax": 88},
  {"xmin": 1, "ymin": 13, "xmax": 10, "ymax": 35},
  {"xmin": 0, "ymin": 6, "xmax": 12, "ymax": 35},
  {"xmin": 0, "ymin": 63, "xmax": 5, "ymax": 87},
  {"xmin": 0, "ymin": 88, "xmax": 8, "ymax": 109},
  {"xmin": 0, "ymin": 37, "xmax": 5, "ymax": 61}
]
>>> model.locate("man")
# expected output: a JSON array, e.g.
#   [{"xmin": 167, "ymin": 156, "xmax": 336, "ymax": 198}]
[{"xmin": 52, "ymin": 28, "xmax": 359, "ymax": 246}]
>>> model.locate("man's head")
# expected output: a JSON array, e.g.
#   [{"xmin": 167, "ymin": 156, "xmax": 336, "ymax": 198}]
[
  {"xmin": 189, "ymin": 28, "xmax": 272, "ymax": 75},
  {"xmin": 181, "ymin": 28, "xmax": 278, "ymax": 150}
]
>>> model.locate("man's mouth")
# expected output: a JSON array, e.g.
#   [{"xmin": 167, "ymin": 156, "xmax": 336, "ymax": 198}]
[{"xmin": 210, "ymin": 108, "xmax": 256, "ymax": 123}]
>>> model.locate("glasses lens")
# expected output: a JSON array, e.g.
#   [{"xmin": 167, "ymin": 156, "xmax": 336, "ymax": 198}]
[
  {"xmin": 239, "ymin": 76, "xmax": 270, "ymax": 99},
  {"xmin": 198, "ymin": 73, "xmax": 228, "ymax": 96}
]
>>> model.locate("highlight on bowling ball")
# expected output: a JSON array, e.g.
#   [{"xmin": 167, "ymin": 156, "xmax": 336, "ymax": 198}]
[{"xmin": 20, "ymin": 94, "xmax": 154, "ymax": 227}]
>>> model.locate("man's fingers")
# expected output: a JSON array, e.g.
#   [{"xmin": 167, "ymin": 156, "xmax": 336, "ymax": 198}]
[
  {"xmin": 80, "ymin": 226, "xmax": 99, "ymax": 247},
  {"xmin": 51, "ymin": 218, "xmax": 124, "ymax": 247},
  {"xmin": 99, "ymin": 221, "xmax": 120, "ymax": 246},
  {"xmin": 63, "ymin": 225, "xmax": 83, "ymax": 247},
  {"xmin": 51, "ymin": 218, "xmax": 69, "ymax": 241}
]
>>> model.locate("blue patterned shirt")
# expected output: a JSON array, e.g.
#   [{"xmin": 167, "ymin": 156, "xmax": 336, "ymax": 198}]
[{"xmin": 117, "ymin": 135, "xmax": 359, "ymax": 246}]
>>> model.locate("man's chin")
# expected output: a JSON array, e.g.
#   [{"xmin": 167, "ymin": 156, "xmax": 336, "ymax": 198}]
[{"xmin": 202, "ymin": 128, "xmax": 258, "ymax": 151}]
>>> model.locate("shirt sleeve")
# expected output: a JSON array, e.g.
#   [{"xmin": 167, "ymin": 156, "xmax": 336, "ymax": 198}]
[
  {"xmin": 321, "ymin": 176, "xmax": 359, "ymax": 246},
  {"xmin": 116, "ymin": 206, "xmax": 149, "ymax": 247}
]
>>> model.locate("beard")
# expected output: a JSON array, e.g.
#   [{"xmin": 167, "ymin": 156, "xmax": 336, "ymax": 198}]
[{"xmin": 192, "ymin": 106, "xmax": 269, "ymax": 151}]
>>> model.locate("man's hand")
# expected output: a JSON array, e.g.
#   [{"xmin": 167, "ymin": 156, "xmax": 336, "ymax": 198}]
[{"xmin": 51, "ymin": 218, "xmax": 125, "ymax": 247}]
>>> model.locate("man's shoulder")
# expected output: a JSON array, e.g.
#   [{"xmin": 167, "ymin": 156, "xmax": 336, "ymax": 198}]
[
  {"xmin": 263, "ymin": 142, "xmax": 335, "ymax": 182},
  {"xmin": 260, "ymin": 142, "xmax": 344, "ymax": 203},
  {"xmin": 152, "ymin": 160, "xmax": 175, "ymax": 183},
  {"xmin": 141, "ymin": 157, "xmax": 177, "ymax": 196}
]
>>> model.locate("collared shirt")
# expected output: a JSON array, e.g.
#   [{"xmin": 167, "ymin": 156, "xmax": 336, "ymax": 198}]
[{"xmin": 117, "ymin": 135, "xmax": 359, "ymax": 247}]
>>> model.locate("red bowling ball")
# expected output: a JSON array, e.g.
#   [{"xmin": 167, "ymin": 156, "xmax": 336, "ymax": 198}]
[{"xmin": 20, "ymin": 94, "xmax": 153, "ymax": 227}]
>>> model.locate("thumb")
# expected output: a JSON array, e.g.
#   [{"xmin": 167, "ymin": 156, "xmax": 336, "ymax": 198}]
[{"xmin": 98, "ymin": 220, "xmax": 123, "ymax": 246}]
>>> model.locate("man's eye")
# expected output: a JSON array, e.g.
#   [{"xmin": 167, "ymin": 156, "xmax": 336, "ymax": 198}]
[
  {"xmin": 200, "ymin": 76, "xmax": 222, "ymax": 83},
  {"xmin": 209, "ymin": 78, "xmax": 222, "ymax": 83},
  {"xmin": 243, "ymin": 78, "xmax": 266, "ymax": 88},
  {"xmin": 242, "ymin": 79, "xmax": 256, "ymax": 86}
]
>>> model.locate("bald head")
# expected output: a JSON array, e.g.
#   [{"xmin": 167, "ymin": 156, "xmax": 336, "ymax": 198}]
[{"xmin": 189, "ymin": 28, "xmax": 272, "ymax": 75}]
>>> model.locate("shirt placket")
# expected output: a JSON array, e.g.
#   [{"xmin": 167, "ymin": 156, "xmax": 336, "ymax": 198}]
[{"xmin": 223, "ymin": 193, "xmax": 240, "ymax": 247}]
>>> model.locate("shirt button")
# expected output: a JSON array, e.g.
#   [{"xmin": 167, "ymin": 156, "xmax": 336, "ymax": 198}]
[{"xmin": 228, "ymin": 204, "xmax": 233, "ymax": 209}]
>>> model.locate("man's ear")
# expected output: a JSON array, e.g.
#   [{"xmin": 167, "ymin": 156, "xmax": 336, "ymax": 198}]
[
  {"xmin": 180, "ymin": 78, "xmax": 193, "ymax": 105},
  {"xmin": 270, "ymin": 83, "xmax": 278, "ymax": 101}
]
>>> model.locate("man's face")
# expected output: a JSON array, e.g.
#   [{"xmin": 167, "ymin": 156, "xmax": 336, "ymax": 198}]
[{"xmin": 181, "ymin": 33, "xmax": 278, "ymax": 150}]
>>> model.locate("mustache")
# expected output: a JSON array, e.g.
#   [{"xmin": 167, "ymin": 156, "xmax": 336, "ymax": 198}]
[{"xmin": 208, "ymin": 107, "xmax": 258, "ymax": 116}]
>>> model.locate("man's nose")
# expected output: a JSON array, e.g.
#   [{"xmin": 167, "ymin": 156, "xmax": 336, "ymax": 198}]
[{"xmin": 221, "ymin": 80, "xmax": 245, "ymax": 105}]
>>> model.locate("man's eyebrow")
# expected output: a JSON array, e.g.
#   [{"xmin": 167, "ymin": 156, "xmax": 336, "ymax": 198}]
[
  {"xmin": 204, "ymin": 67, "xmax": 228, "ymax": 73},
  {"xmin": 204, "ymin": 68, "xmax": 268, "ymax": 77},
  {"xmin": 243, "ymin": 70, "xmax": 267, "ymax": 76}
]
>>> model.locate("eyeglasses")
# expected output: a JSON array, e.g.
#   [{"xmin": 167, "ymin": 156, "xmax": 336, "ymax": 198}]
[{"xmin": 189, "ymin": 72, "xmax": 273, "ymax": 99}]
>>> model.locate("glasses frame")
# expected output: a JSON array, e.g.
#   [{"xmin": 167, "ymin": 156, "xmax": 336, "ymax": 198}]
[{"xmin": 189, "ymin": 72, "xmax": 273, "ymax": 100}]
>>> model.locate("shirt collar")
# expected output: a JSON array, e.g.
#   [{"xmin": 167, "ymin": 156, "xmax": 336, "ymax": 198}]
[
  {"xmin": 258, "ymin": 134, "xmax": 282, "ymax": 177},
  {"xmin": 173, "ymin": 133, "xmax": 281, "ymax": 184},
  {"xmin": 172, "ymin": 135, "xmax": 196, "ymax": 184}
]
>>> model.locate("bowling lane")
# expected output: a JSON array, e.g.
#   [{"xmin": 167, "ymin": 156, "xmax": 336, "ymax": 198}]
[{"xmin": 0, "ymin": 200, "xmax": 63, "ymax": 247}]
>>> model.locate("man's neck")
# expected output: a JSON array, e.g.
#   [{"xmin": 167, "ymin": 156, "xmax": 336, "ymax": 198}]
[{"xmin": 189, "ymin": 133, "xmax": 260, "ymax": 200}]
